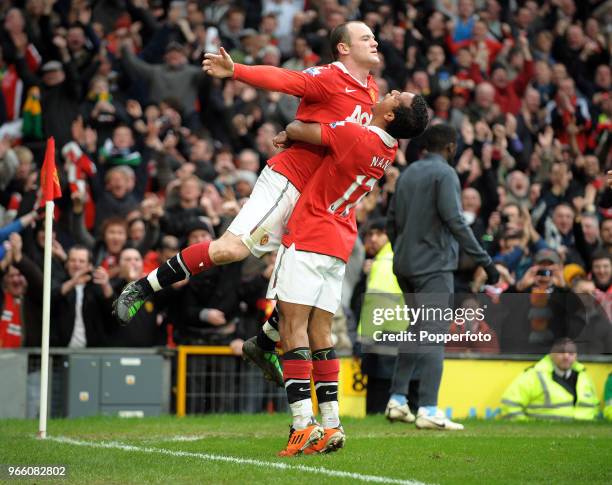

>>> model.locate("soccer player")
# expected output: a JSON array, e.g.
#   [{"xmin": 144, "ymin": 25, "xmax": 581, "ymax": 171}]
[
  {"xmin": 271, "ymin": 90, "xmax": 429, "ymax": 456},
  {"xmin": 113, "ymin": 24, "xmax": 380, "ymax": 386}
]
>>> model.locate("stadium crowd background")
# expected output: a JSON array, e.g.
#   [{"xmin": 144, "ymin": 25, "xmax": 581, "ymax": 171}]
[{"xmin": 0, "ymin": 0, "xmax": 610, "ymax": 360}]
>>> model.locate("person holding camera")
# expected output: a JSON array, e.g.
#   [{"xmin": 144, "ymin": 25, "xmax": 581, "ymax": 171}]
[
  {"xmin": 491, "ymin": 204, "xmax": 549, "ymax": 281},
  {"xmin": 51, "ymin": 245, "xmax": 114, "ymax": 347},
  {"xmin": 511, "ymin": 248, "xmax": 570, "ymax": 352},
  {"xmin": 515, "ymin": 249, "xmax": 567, "ymax": 293}
]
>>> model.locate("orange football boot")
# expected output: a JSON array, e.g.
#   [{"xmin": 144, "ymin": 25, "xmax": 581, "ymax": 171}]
[
  {"xmin": 303, "ymin": 426, "xmax": 345, "ymax": 455},
  {"xmin": 278, "ymin": 422, "xmax": 324, "ymax": 457}
]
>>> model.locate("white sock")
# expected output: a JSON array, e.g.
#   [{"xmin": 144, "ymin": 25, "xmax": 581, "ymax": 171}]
[
  {"xmin": 146, "ymin": 270, "xmax": 162, "ymax": 292},
  {"xmin": 262, "ymin": 320, "xmax": 280, "ymax": 342},
  {"xmin": 319, "ymin": 401, "xmax": 340, "ymax": 428},
  {"xmin": 289, "ymin": 398, "xmax": 313, "ymax": 429}
]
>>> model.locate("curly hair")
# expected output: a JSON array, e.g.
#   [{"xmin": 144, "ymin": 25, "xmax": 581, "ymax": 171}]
[{"xmin": 386, "ymin": 94, "xmax": 430, "ymax": 140}]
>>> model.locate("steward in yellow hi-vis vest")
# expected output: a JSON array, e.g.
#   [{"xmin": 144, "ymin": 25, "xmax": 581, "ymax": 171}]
[
  {"xmin": 357, "ymin": 223, "xmax": 406, "ymax": 414},
  {"xmin": 358, "ymin": 241, "xmax": 406, "ymax": 339},
  {"xmin": 501, "ymin": 338, "xmax": 599, "ymax": 420}
]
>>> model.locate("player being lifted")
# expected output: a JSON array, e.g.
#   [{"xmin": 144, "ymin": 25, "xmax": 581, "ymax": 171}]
[
  {"xmin": 271, "ymin": 90, "xmax": 429, "ymax": 456},
  {"xmin": 113, "ymin": 21, "xmax": 380, "ymax": 383}
]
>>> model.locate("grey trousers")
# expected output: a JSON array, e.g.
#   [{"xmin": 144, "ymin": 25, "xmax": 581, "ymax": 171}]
[{"xmin": 389, "ymin": 271, "xmax": 454, "ymax": 407}]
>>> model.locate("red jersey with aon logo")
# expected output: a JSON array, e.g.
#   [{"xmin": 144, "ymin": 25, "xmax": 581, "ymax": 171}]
[
  {"xmin": 233, "ymin": 62, "xmax": 378, "ymax": 191},
  {"xmin": 282, "ymin": 122, "xmax": 397, "ymax": 262}
]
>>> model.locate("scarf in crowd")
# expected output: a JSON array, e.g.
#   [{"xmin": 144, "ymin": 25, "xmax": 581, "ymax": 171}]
[
  {"xmin": 99, "ymin": 138, "xmax": 142, "ymax": 166},
  {"xmin": 21, "ymin": 86, "xmax": 43, "ymax": 140},
  {"xmin": 63, "ymin": 141, "xmax": 97, "ymax": 229}
]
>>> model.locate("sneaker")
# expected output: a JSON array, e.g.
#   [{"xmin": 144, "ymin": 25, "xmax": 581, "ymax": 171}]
[
  {"xmin": 278, "ymin": 421, "xmax": 324, "ymax": 457},
  {"xmin": 385, "ymin": 399, "xmax": 416, "ymax": 423},
  {"xmin": 112, "ymin": 281, "xmax": 148, "ymax": 326},
  {"xmin": 415, "ymin": 408, "xmax": 464, "ymax": 430},
  {"xmin": 242, "ymin": 336, "xmax": 284, "ymax": 387},
  {"xmin": 303, "ymin": 426, "xmax": 345, "ymax": 454}
]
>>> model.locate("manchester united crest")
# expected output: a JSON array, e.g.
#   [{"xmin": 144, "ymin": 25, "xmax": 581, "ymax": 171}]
[{"xmin": 369, "ymin": 88, "xmax": 377, "ymax": 103}]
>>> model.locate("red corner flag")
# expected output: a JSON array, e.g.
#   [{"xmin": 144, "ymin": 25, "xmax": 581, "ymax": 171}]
[{"xmin": 40, "ymin": 137, "xmax": 62, "ymax": 203}]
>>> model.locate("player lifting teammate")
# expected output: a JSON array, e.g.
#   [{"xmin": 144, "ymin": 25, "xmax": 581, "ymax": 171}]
[{"xmin": 113, "ymin": 21, "xmax": 381, "ymax": 382}]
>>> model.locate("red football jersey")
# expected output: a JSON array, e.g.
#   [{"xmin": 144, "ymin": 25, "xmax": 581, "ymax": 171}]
[
  {"xmin": 233, "ymin": 62, "xmax": 378, "ymax": 191},
  {"xmin": 282, "ymin": 122, "xmax": 397, "ymax": 262}
]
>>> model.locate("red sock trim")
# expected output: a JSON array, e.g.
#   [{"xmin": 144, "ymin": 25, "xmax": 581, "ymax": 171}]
[
  {"xmin": 180, "ymin": 240, "xmax": 214, "ymax": 275},
  {"xmin": 283, "ymin": 359, "xmax": 312, "ymax": 380},
  {"xmin": 312, "ymin": 359, "xmax": 339, "ymax": 382}
]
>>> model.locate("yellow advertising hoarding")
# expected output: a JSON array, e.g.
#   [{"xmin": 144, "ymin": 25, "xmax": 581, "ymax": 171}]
[{"xmin": 339, "ymin": 358, "xmax": 612, "ymax": 418}]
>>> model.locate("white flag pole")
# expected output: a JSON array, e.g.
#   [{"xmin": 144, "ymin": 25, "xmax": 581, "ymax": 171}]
[{"xmin": 38, "ymin": 200, "xmax": 54, "ymax": 439}]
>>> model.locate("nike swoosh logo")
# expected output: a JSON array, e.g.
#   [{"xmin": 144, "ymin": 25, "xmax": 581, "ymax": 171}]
[
  {"xmin": 423, "ymin": 419, "xmax": 446, "ymax": 428},
  {"xmin": 298, "ymin": 387, "xmax": 311, "ymax": 392},
  {"xmin": 345, "ymin": 87, "xmax": 357, "ymax": 93},
  {"xmin": 325, "ymin": 390, "xmax": 337, "ymax": 396}
]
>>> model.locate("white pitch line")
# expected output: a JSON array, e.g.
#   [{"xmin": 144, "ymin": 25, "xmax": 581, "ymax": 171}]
[
  {"xmin": 165, "ymin": 435, "xmax": 207, "ymax": 442},
  {"xmin": 48, "ymin": 436, "xmax": 429, "ymax": 485}
]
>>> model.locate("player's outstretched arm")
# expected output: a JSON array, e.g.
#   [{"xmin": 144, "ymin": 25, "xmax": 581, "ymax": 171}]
[
  {"xmin": 286, "ymin": 121, "xmax": 322, "ymax": 146},
  {"xmin": 202, "ymin": 48, "xmax": 318, "ymax": 98}
]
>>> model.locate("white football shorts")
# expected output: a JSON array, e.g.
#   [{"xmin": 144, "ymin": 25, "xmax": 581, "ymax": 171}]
[
  {"xmin": 267, "ymin": 243, "xmax": 346, "ymax": 314},
  {"xmin": 227, "ymin": 166, "xmax": 300, "ymax": 258}
]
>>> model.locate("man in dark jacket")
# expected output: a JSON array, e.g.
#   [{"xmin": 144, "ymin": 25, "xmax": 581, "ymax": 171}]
[
  {"xmin": 51, "ymin": 246, "xmax": 114, "ymax": 347},
  {"xmin": 172, "ymin": 220, "xmax": 242, "ymax": 345},
  {"xmin": 385, "ymin": 124, "xmax": 499, "ymax": 430},
  {"xmin": 108, "ymin": 248, "xmax": 165, "ymax": 347}
]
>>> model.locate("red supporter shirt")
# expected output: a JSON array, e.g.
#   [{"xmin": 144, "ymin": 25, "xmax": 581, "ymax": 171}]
[
  {"xmin": 283, "ymin": 122, "xmax": 397, "ymax": 262},
  {"xmin": 0, "ymin": 293, "xmax": 22, "ymax": 348},
  {"xmin": 233, "ymin": 62, "xmax": 378, "ymax": 191}
]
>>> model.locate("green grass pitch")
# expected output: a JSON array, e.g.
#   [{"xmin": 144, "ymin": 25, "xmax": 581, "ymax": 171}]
[{"xmin": 1, "ymin": 415, "xmax": 610, "ymax": 484}]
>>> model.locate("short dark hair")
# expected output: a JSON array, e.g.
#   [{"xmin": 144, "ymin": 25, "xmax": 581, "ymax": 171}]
[
  {"xmin": 552, "ymin": 159, "xmax": 570, "ymax": 171},
  {"xmin": 423, "ymin": 124, "xmax": 457, "ymax": 152},
  {"xmin": 550, "ymin": 337, "xmax": 577, "ymax": 354},
  {"xmin": 101, "ymin": 216, "xmax": 128, "ymax": 235},
  {"xmin": 591, "ymin": 249, "xmax": 611, "ymax": 264},
  {"xmin": 602, "ymin": 218, "xmax": 612, "ymax": 227},
  {"xmin": 502, "ymin": 202, "xmax": 521, "ymax": 214},
  {"xmin": 68, "ymin": 244, "xmax": 92, "ymax": 263},
  {"xmin": 329, "ymin": 21, "xmax": 362, "ymax": 61},
  {"xmin": 553, "ymin": 201, "xmax": 575, "ymax": 214},
  {"xmin": 365, "ymin": 217, "xmax": 387, "ymax": 234},
  {"xmin": 386, "ymin": 94, "xmax": 430, "ymax": 140}
]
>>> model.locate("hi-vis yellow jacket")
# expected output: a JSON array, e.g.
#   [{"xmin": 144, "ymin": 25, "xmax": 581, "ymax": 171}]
[
  {"xmin": 358, "ymin": 242, "xmax": 406, "ymax": 338},
  {"xmin": 501, "ymin": 355, "xmax": 600, "ymax": 420},
  {"xmin": 366, "ymin": 242, "xmax": 401, "ymax": 293}
]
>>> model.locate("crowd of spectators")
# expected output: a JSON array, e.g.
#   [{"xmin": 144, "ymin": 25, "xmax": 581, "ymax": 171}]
[{"xmin": 0, "ymin": 0, "xmax": 610, "ymax": 358}]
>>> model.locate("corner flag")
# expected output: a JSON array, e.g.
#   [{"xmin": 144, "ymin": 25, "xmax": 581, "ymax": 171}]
[
  {"xmin": 40, "ymin": 137, "xmax": 62, "ymax": 203},
  {"xmin": 38, "ymin": 136, "xmax": 61, "ymax": 439}
]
